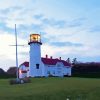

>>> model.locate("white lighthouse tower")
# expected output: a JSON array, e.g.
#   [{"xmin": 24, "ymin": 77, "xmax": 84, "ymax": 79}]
[{"xmin": 28, "ymin": 34, "xmax": 42, "ymax": 77}]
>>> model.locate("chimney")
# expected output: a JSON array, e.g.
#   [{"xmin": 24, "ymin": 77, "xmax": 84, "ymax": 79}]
[
  {"xmin": 50, "ymin": 56, "xmax": 53, "ymax": 59},
  {"xmin": 46, "ymin": 54, "xmax": 48, "ymax": 58},
  {"xmin": 59, "ymin": 57, "xmax": 61, "ymax": 60}
]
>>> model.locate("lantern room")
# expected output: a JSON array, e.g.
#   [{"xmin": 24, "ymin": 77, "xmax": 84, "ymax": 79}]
[{"xmin": 28, "ymin": 34, "xmax": 42, "ymax": 45}]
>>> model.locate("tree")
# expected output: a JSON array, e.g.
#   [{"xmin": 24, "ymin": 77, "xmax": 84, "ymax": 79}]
[
  {"xmin": 72, "ymin": 58, "xmax": 77, "ymax": 65},
  {"xmin": 66, "ymin": 58, "xmax": 71, "ymax": 63}
]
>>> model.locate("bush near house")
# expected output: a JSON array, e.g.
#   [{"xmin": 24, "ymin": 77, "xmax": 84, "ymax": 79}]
[
  {"xmin": 0, "ymin": 72, "xmax": 16, "ymax": 78},
  {"xmin": 7, "ymin": 67, "xmax": 17, "ymax": 75},
  {"xmin": 0, "ymin": 67, "xmax": 16, "ymax": 79},
  {"xmin": 72, "ymin": 62, "xmax": 100, "ymax": 78},
  {"xmin": 0, "ymin": 68, "xmax": 5, "ymax": 74}
]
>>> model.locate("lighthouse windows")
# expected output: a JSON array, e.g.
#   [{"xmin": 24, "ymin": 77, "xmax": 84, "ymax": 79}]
[{"xmin": 36, "ymin": 64, "xmax": 39, "ymax": 69}]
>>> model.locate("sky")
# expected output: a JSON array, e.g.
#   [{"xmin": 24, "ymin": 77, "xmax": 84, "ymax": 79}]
[{"xmin": 0, "ymin": 0, "xmax": 100, "ymax": 71}]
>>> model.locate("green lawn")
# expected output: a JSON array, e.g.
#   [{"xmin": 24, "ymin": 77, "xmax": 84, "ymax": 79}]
[{"xmin": 0, "ymin": 77, "xmax": 100, "ymax": 100}]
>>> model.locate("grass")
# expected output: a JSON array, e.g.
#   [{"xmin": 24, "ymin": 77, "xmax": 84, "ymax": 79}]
[{"xmin": 0, "ymin": 77, "xmax": 100, "ymax": 100}]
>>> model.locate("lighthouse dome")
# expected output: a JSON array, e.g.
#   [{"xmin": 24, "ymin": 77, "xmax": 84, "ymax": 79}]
[{"xmin": 28, "ymin": 34, "xmax": 42, "ymax": 45}]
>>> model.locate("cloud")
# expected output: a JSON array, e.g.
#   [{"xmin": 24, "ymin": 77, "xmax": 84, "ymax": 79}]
[
  {"xmin": 0, "ymin": 31, "xmax": 29, "ymax": 70},
  {"xmin": 0, "ymin": 0, "xmax": 39, "ymax": 29},
  {"xmin": 41, "ymin": 17, "xmax": 87, "ymax": 43},
  {"xmin": 42, "ymin": 18, "xmax": 66, "ymax": 28},
  {"xmin": 0, "ymin": 22, "xmax": 13, "ymax": 33},
  {"xmin": 0, "ymin": 0, "xmax": 35, "ymax": 10},
  {"xmin": 19, "ymin": 24, "xmax": 43, "ymax": 34},
  {"xmin": 0, "ymin": 0, "xmax": 86, "ymax": 36},
  {"xmin": 34, "ymin": 14, "xmax": 44, "ymax": 20},
  {"xmin": 50, "ymin": 41, "xmax": 83, "ymax": 47},
  {"xmin": 0, "ymin": 57, "xmax": 15, "ymax": 71},
  {"xmin": 41, "ymin": 37, "xmax": 100, "ymax": 62},
  {"xmin": 89, "ymin": 25, "xmax": 100, "ymax": 33},
  {"xmin": 67, "ymin": 18, "xmax": 86, "ymax": 28},
  {"xmin": 41, "ymin": 17, "xmax": 86, "ymax": 30},
  {"xmin": 0, "ymin": 0, "xmax": 100, "ymax": 71},
  {"xmin": 0, "ymin": 6, "xmax": 22, "ymax": 15}
]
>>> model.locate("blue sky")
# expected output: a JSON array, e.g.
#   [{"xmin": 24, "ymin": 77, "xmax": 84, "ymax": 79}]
[{"xmin": 0, "ymin": 0, "xmax": 100, "ymax": 70}]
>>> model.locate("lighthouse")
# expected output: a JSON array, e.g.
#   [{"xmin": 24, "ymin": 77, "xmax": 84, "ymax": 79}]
[
  {"xmin": 28, "ymin": 34, "xmax": 42, "ymax": 77},
  {"xmin": 19, "ymin": 33, "xmax": 72, "ymax": 78}
]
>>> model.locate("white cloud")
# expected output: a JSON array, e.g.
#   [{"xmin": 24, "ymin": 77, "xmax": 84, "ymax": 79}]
[
  {"xmin": 41, "ymin": 24, "xmax": 100, "ymax": 59},
  {"xmin": 0, "ymin": 31, "xmax": 29, "ymax": 70},
  {"xmin": 0, "ymin": 0, "xmax": 100, "ymax": 71},
  {"xmin": 0, "ymin": 0, "xmax": 33, "ymax": 10},
  {"xmin": 0, "ymin": 0, "xmax": 40, "ymax": 29}
]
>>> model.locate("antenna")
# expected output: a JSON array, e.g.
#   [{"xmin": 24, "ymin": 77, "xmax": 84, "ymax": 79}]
[
  {"xmin": 9, "ymin": 24, "xmax": 25, "ymax": 80},
  {"xmin": 15, "ymin": 24, "xmax": 19, "ymax": 80}
]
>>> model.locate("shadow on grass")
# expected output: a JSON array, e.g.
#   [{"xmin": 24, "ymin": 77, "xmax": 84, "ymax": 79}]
[
  {"xmin": 0, "ymin": 74, "xmax": 16, "ymax": 79},
  {"xmin": 72, "ymin": 72, "xmax": 100, "ymax": 79}
]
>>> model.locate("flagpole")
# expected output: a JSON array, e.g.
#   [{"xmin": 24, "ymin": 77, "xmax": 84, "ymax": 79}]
[{"xmin": 15, "ymin": 24, "xmax": 19, "ymax": 80}]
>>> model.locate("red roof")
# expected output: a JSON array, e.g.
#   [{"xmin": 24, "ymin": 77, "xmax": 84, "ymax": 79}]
[
  {"xmin": 20, "ymin": 58, "xmax": 71, "ymax": 67},
  {"xmin": 21, "ymin": 62, "xmax": 29, "ymax": 67},
  {"xmin": 42, "ymin": 58, "xmax": 71, "ymax": 66}
]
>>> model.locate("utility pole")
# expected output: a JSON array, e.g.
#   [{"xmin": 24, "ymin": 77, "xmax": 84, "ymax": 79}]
[
  {"xmin": 9, "ymin": 24, "xmax": 26, "ymax": 84},
  {"xmin": 10, "ymin": 24, "xmax": 24, "ymax": 80},
  {"xmin": 15, "ymin": 24, "xmax": 19, "ymax": 80}
]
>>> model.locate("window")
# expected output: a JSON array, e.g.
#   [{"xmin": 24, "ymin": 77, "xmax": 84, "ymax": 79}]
[
  {"xmin": 36, "ymin": 64, "xmax": 39, "ymax": 69},
  {"xmin": 57, "ymin": 64, "xmax": 61, "ymax": 67}
]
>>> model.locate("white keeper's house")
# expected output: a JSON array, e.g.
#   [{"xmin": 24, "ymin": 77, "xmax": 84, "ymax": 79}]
[{"xmin": 19, "ymin": 34, "xmax": 72, "ymax": 78}]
